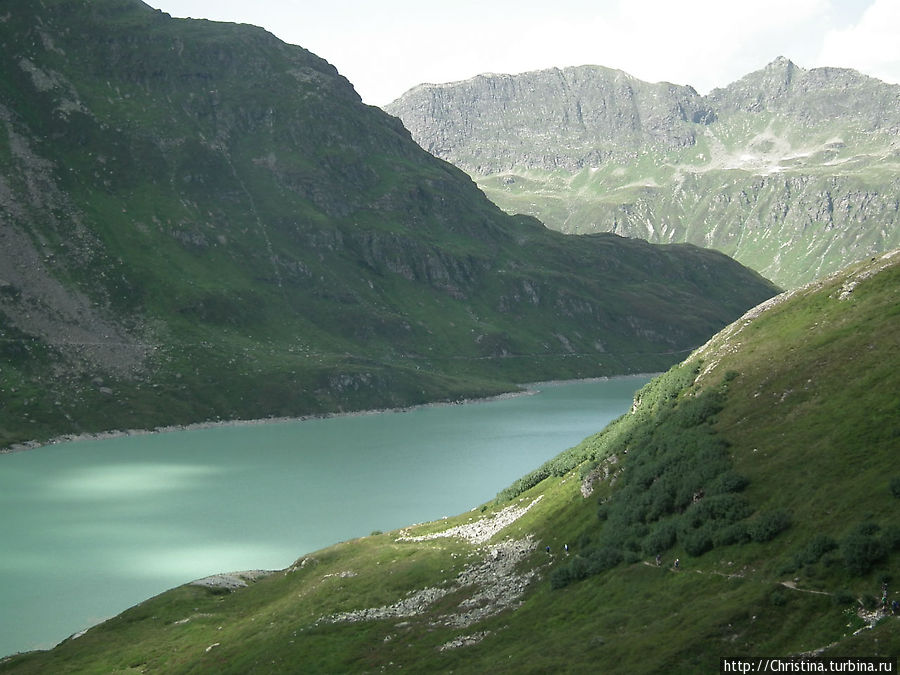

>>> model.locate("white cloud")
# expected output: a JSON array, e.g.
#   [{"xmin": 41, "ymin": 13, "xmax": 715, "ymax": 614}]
[
  {"xmin": 817, "ymin": 0, "xmax": 900, "ymax": 84},
  {"xmin": 149, "ymin": 0, "xmax": 895, "ymax": 105},
  {"xmin": 582, "ymin": 0, "xmax": 830, "ymax": 92}
]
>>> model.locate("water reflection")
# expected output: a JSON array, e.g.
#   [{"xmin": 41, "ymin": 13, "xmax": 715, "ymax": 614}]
[
  {"xmin": 0, "ymin": 376, "xmax": 651, "ymax": 657},
  {"xmin": 43, "ymin": 463, "xmax": 226, "ymax": 499}
]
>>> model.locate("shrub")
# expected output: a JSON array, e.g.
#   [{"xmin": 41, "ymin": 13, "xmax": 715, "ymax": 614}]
[
  {"xmin": 621, "ymin": 550, "xmax": 640, "ymax": 564},
  {"xmin": 842, "ymin": 526, "xmax": 887, "ymax": 576},
  {"xmin": 683, "ymin": 525, "xmax": 715, "ymax": 556},
  {"xmin": 576, "ymin": 532, "xmax": 594, "ymax": 549},
  {"xmin": 681, "ymin": 495, "xmax": 752, "ymax": 534},
  {"xmin": 777, "ymin": 560, "xmax": 797, "ymax": 576},
  {"xmin": 643, "ymin": 521, "xmax": 678, "ymax": 556},
  {"xmin": 747, "ymin": 510, "xmax": 792, "ymax": 543},
  {"xmin": 822, "ymin": 553, "xmax": 841, "ymax": 568},
  {"xmin": 796, "ymin": 534, "xmax": 838, "ymax": 565},
  {"xmin": 550, "ymin": 565, "xmax": 573, "ymax": 590},
  {"xmin": 769, "ymin": 588, "xmax": 788, "ymax": 606},
  {"xmin": 588, "ymin": 546, "xmax": 623, "ymax": 573},
  {"xmin": 831, "ymin": 589, "xmax": 856, "ymax": 606},
  {"xmin": 881, "ymin": 525, "xmax": 900, "ymax": 551},
  {"xmin": 645, "ymin": 484, "xmax": 676, "ymax": 522},
  {"xmin": 603, "ymin": 523, "xmax": 647, "ymax": 553},
  {"xmin": 568, "ymin": 555, "xmax": 591, "ymax": 582},
  {"xmin": 890, "ymin": 477, "xmax": 900, "ymax": 499},
  {"xmin": 674, "ymin": 390, "xmax": 726, "ymax": 428},
  {"xmin": 708, "ymin": 470, "xmax": 750, "ymax": 495},
  {"xmin": 713, "ymin": 522, "xmax": 750, "ymax": 547},
  {"xmin": 858, "ymin": 521, "xmax": 881, "ymax": 536}
]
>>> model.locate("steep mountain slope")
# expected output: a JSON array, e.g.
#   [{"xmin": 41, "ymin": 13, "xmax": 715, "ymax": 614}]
[
  {"xmin": 386, "ymin": 58, "xmax": 900, "ymax": 288},
  {"xmin": 3, "ymin": 252, "xmax": 896, "ymax": 673},
  {"xmin": 0, "ymin": 0, "xmax": 778, "ymax": 450}
]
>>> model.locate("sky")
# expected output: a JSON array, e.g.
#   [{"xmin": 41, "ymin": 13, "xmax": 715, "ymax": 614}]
[{"xmin": 147, "ymin": 0, "xmax": 900, "ymax": 106}]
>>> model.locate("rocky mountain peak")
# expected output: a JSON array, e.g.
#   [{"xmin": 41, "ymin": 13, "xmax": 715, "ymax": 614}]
[
  {"xmin": 385, "ymin": 64, "xmax": 713, "ymax": 174},
  {"xmin": 707, "ymin": 57, "xmax": 900, "ymax": 126}
]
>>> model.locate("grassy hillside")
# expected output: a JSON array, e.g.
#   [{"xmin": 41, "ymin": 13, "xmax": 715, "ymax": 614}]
[
  {"xmin": 0, "ymin": 0, "xmax": 776, "ymax": 450},
  {"xmin": 4, "ymin": 254, "xmax": 896, "ymax": 673}
]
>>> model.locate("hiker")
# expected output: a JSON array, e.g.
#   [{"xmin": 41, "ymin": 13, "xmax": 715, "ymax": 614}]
[
  {"xmin": 655, "ymin": 554, "xmax": 661, "ymax": 566},
  {"xmin": 892, "ymin": 600, "xmax": 899, "ymax": 615},
  {"xmin": 546, "ymin": 545, "xmax": 551, "ymax": 554},
  {"xmin": 564, "ymin": 544, "xmax": 569, "ymax": 554},
  {"xmin": 674, "ymin": 558, "xmax": 680, "ymax": 570}
]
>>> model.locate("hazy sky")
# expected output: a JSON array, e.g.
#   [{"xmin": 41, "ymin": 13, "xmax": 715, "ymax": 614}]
[{"xmin": 147, "ymin": 0, "xmax": 900, "ymax": 106}]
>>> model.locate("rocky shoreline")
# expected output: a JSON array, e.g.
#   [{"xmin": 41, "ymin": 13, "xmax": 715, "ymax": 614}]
[{"xmin": 317, "ymin": 497, "xmax": 545, "ymax": 636}]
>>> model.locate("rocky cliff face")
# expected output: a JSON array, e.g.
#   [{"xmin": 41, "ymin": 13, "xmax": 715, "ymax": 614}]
[
  {"xmin": 707, "ymin": 56, "xmax": 900, "ymax": 127},
  {"xmin": 392, "ymin": 65, "xmax": 713, "ymax": 174},
  {"xmin": 0, "ymin": 0, "xmax": 777, "ymax": 449},
  {"xmin": 386, "ymin": 58, "xmax": 900, "ymax": 288}
]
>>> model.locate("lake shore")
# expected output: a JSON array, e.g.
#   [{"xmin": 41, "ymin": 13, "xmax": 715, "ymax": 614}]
[
  {"xmin": 2, "ymin": 374, "xmax": 656, "ymax": 455},
  {"xmin": 1, "ymin": 376, "xmax": 655, "ymax": 659}
]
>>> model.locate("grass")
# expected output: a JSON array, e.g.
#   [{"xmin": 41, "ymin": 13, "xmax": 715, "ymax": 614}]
[{"xmin": 5, "ymin": 253, "xmax": 895, "ymax": 673}]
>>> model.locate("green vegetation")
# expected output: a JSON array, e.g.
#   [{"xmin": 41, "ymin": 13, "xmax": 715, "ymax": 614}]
[
  {"xmin": 0, "ymin": 0, "xmax": 777, "ymax": 450},
  {"xmin": 4, "ymin": 243, "xmax": 897, "ymax": 674}
]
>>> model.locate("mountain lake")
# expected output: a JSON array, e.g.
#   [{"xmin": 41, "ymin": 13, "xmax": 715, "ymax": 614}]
[{"xmin": 0, "ymin": 375, "xmax": 651, "ymax": 658}]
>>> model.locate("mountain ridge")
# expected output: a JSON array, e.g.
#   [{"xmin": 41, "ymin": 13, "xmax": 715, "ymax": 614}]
[
  {"xmin": 0, "ymin": 0, "xmax": 777, "ymax": 449},
  {"xmin": 385, "ymin": 57, "xmax": 900, "ymax": 288}
]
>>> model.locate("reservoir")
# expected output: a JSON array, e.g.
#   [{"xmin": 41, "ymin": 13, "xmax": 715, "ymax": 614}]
[{"xmin": 0, "ymin": 375, "xmax": 651, "ymax": 658}]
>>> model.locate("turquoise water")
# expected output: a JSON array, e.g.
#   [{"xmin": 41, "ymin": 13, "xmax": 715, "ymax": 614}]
[{"xmin": 0, "ymin": 376, "xmax": 650, "ymax": 657}]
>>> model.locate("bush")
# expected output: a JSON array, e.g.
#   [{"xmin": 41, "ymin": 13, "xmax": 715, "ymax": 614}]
[
  {"xmin": 881, "ymin": 525, "xmax": 900, "ymax": 551},
  {"xmin": 777, "ymin": 560, "xmax": 797, "ymax": 576},
  {"xmin": 709, "ymin": 470, "xmax": 750, "ymax": 495},
  {"xmin": 890, "ymin": 477, "xmax": 900, "ymax": 499},
  {"xmin": 642, "ymin": 521, "xmax": 678, "ymax": 556},
  {"xmin": 550, "ymin": 565, "xmax": 573, "ymax": 590},
  {"xmin": 714, "ymin": 522, "xmax": 750, "ymax": 547},
  {"xmin": 747, "ymin": 510, "xmax": 792, "ymax": 543},
  {"xmin": 576, "ymin": 532, "xmax": 594, "ymax": 549},
  {"xmin": 683, "ymin": 525, "xmax": 715, "ymax": 557},
  {"xmin": 588, "ymin": 546, "xmax": 624, "ymax": 573},
  {"xmin": 674, "ymin": 390, "xmax": 726, "ymax": 428},
  {"xmin": 796, "ymin": 534, "xmax": 838, "ymax": 565},
  {"xmin": 842, "ymin": 525, "xmax": 887, "ymax": 576},
  {"xmin": 550, "ymin": 548, "xmax": 624, "ymax": 590},
  {"xmin": 769, "ymin": 588, "xmax": 788, "ymax": 606},
  {"xmin": 696, "ymin": 494, "xmax": 753, "ymax": 524},
  {"xmin": 623, "ymin": 549, "xmax": 642, "ymax": 564},
  {"xmin": 568, "ymin": 555, "xmax": 592, "ymax": 581},
  {"xmin": 831, "ymin": 589, "xmax": 856, "ymax": 606}
]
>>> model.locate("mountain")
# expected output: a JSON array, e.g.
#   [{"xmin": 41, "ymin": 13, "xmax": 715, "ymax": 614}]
[
  {"xmin": 0, "ymin": 0, "xmax": 778, "ymax": 450},
  {"xmin": 385, "ymin": 58, "xmax": 900, "ymax": 288},
  {"xmin": 4, "ymin": 252, "xmax": 896, "ymax": 673}
]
